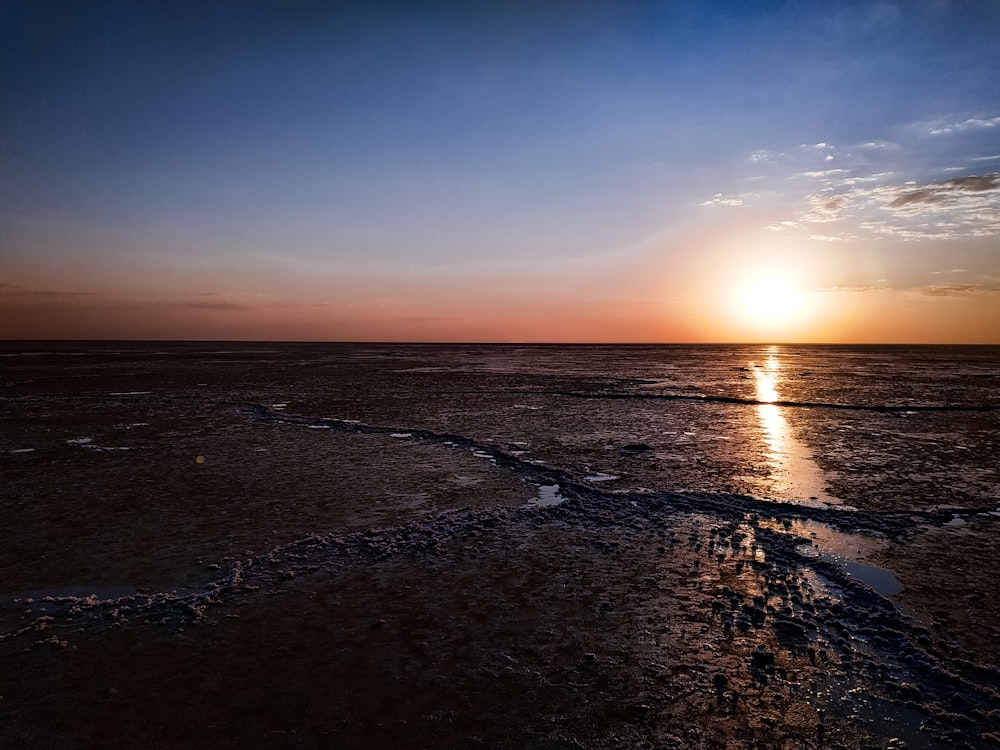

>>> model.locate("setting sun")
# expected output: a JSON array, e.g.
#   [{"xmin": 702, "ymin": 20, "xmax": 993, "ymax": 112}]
[{"xmin": 737, "ymin": 275, "xmax": 804, "ymax": 326}]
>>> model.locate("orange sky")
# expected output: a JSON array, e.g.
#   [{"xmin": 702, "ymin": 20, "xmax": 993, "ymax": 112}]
[{"xmin": 4, "ymin": 231, "xmax": 999, "ymax": 343}]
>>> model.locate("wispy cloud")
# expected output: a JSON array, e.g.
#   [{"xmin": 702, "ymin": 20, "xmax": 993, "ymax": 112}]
[
  {"xmin": 856, "ymin": 141, "xmax": 902, "ymax": 152},
  {"xmin": 792, "ymin": 172, "xmax": 1000, "ymax": 240},
  {"xmin": 171, "ymin": 300, "xmax": 251, "ymax": 311},
  {"xmin": 710, "ymin": 121, "xmax": 1000, "ymax": 247},
  {"xmin": 839, "ymin": 172, "xmax": 898, "ymax": 186},
  {"xmin": 814, "ymin": 279, "xmax": 1000, "ymax": 297},
  {"xmin": 749, "ymin": 149, "xmax": 779, "ymax": 163},
  {"xmin": 738, "ymin": 111, "xmax": 999, "ymax": 185},
  {"xmin": 701, "ymin": 193, "xmax": 745, "ymax": 207},
  {"xmin": 809, "ymin": 233, "xmax": 857, "ymax": 242},
  {"xmin": 799, "ymin": 194, "xmax": 849, "ymax": 223},
  {"xmin": 924, "ymin": 116, "xmax": 1000, "ymax": 137},
  {"xmin": 795, "ymin": 169, "xmax": 849, "ymax": 179},
  {"xmin": 886, "ymin": 174, "xmax": 1000, "ymax": 211},
  {"xmin": 741, "ymin": 138, "xmax": 905, "ymax": 188},
  {"xmin": 2, "ymin": 287, "xmax": 101, "ymax": 298},
  {"xmin": 814, "ymin": 284, "xmax": 890, "ymax": 294},
  {"xmin": 918, "ymin": 283, "xmax": 1000, "ymax": 297}
]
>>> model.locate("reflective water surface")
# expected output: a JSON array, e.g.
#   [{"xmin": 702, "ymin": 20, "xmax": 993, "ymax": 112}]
[{"xmin": 752, "ymin": 347, "xmax": 842, "ymax": 506}]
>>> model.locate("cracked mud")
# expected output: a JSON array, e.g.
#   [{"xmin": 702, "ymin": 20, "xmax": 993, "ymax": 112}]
[{"xmin": 2, "ymin": 342, "xmax": 999, "ymax": 749}]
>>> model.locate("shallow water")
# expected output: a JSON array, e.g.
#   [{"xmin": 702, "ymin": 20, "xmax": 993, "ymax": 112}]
[{"xmin": 527, "ymin": 483, "xmax": 568, "ymax": 507}]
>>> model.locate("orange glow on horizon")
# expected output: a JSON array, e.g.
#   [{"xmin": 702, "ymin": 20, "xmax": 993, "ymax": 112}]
[{"xmin": 2, "ymin": 236, "xmax": 1000, "ymax": 344}]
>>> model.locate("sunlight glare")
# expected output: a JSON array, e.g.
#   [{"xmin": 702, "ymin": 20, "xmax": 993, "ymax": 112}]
[{"xmin": 738, "ymin": 275, "xmax": 803, "ymax": 325}]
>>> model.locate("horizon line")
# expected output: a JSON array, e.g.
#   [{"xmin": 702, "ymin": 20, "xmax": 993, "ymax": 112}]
[{"xmin": 3, "ymin": 338, "xmax": 999, "ymax": 347}]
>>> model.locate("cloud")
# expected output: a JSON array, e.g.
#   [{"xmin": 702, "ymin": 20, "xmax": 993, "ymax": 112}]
[
  {"xmin": 814, "ymin": 279, "xmax": 1000, "ymax": 297},
  {"xmin": 724, "ymin": 131, "xmax": 1000, "ymax": 241},
  {"xmin": 814, "ymin": 284, "xmax": 889, "ymax": 293},
  {"xmin": 796, "ymin": 169, "xmax": 849, "ymax": 179},
  {"xmin": 799, "ymin": 193, "xmax": 848, "ymax": 222},
  {"xmin": 940, "ymin": 174, "xmax": 1000, "ymax": 191},
  {"xmin": 767, "ymin": 220, "xmax": 800, "ymax": 231},
  {"xmin": 925, "ymin": 116, "xmax": 1000, "ymax": 137},
  {"xmin": 795, "ymin": 172, "xmax": 1000, "ymax": 240},
  {"xmin": 882, "ymin": 173, "xmax": 999, "ymax": 215},
  {"xmin": 6, "ymin": 287, "xmax": 101, "ymax": 298},
  {"xmin": 809, "ymin": 233, "xmax": 856, "ymax": 242},
  {"xmin": 857, "ymin": 141, "xmax": 902, "ymax": 152},
  {"xmin": 749, "ymin": 149, "xmax": 780, "ymax": 163},
  {"xmin": 839, "ymin": 172, "xmax": 898, "ymax": 186},
  {"xmin": 171, "ymin": 300, "xmax": 251, "ymax": 311},
  {"xmin": 169, "ymin": 295, "xmax": 331, "ymax": 311},
  {"xmin": 742, "ymin": 138, "xmax": 909, "ymax": 192},
  {"xmin": 919, "ymin": 283, "xmax": 1000, "ymax": 297},
  {"xmin": 743, "ymin": 115, "xmax": 998, "ymax": 185},
  {"xmin": 701, "ymin": 193, "xmax": 745, "ymax": 207},
  {"xmin": 887, "ymin": 189, "xmax": 942, "ymax": 208}
]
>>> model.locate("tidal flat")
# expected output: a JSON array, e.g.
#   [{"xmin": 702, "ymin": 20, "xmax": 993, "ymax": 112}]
[{"xmin": 2, "ymin": 342, "xmax": 999, "ymax": 748}]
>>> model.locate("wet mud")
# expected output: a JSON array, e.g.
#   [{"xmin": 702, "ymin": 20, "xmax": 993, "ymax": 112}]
[{"xmin": 2, "ymin": 342, "xmax": 999, "ymax": 748}]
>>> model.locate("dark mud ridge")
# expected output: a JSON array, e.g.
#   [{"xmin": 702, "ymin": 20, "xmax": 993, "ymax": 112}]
[{"xmin": 559, "ymin": 389, "xmax": 1000, "ymax": 413}]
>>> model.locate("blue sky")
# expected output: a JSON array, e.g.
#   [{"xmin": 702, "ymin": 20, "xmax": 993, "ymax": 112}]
[{"xmin": 2, "ymin": 0, "xmax": 999, "ymax": 341}]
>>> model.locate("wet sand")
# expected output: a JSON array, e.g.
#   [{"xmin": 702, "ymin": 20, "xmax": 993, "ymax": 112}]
[{"xmin": 2, "ymin": 342, "xmax": 999, "ymax": 748}]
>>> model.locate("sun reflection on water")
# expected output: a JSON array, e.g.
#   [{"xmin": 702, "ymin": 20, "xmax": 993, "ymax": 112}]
[
  {"xmin": 752, "ymin": 348, "xmax": 840, "ymax": 506},
  {"xmin": 753, "ymin": 353, "xmax": 781, "ymax": 403}
]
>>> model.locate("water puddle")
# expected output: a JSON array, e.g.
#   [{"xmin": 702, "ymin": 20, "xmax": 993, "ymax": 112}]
[
  {"xmin": 775, "ymin": 519, "xmax": 875, "ymax": 558},
  {"xmin": 837, "ymin": 560, "xmax": 903, "ymax": 597},
  {"xmin": 762, "ymin": 519, "xmax": 904, "ymax": 598},
  {"xmin": 527, "ymin": 484, "xmax": 567, "ymax": 507}
]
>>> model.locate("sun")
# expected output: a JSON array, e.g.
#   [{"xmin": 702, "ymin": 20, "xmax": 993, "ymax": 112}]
[{"xmin": 737, "ymin": 274, "xmax": 804, "ymax": 325}]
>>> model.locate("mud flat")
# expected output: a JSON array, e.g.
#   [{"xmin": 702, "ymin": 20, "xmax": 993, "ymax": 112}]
[{"xmin": 2, "ymin": 342, "xmax": 999, "ymax": 748}]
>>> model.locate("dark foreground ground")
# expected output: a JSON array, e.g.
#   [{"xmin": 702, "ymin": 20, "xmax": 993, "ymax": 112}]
[{"xmin": 2, "ymin": 342, "xmax": 999, "ymax": 749}]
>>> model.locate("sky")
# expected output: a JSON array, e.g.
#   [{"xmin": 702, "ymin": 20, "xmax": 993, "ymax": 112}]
[{"xmin": 2, "ymin": 0, "xmax": 999, "ymax": 343}]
